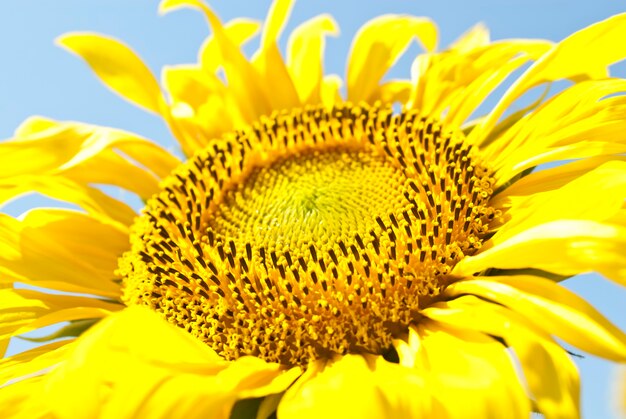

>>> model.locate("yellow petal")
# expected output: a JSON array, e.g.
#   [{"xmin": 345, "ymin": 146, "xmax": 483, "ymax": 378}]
[
  {"xmin": 160, "ymin": 0, "xmax": 272, "ymax": 121},
  {"xmin": 454, "ymin": 220, "xmax": 626, "ymax": 283},
  {"xmin": 261, "ymin": 0, "xmax": 293, "ymax": 49},
  {"xmin": 409, "ymin": 40, "xmax": 551, "ymax": 126},
  {"xmin": 0, "ymin": 175, "xmax": 136, "ymax": 227},
  {"xmin": 163, "ymin": 65, "xmax": 219, "ymax": 111},
  {"xmin": 498, "ymin": 139, "xmax": 626, "ymax": 186},
  {"xmin": 3, "ymin": 118, "xmax": 84, "ymax": 176},
  {"xmin": 287, "ymin": 14, "xmax": 339, "ymax": 104},
  {"xmin": 0, "ymin": 341, "xmax": 74, "ymax": 386},
  {"xmin": 424, "ymin": 296, "xmax": 580, "ymax": 419},
  {"xmin": 494, "ymin": 155, "xmax": 626, "ymax": 199},
  {"xmin": 373, "ymin": 80, "xmax": 413, "ymax": 104},
  {"xmin": 3, "ymin": 117, "xmax": 180, "ymax": 197},
  {"xmin": 57, "ymin": 33, "xmax": 165, "ymax": 114},
  {"xmin": 278, "ymin": 355, "xmax": 432, "ymax": 418},
  {"xmin": 404, "ymin": 322, "xmax": 530, "ymax": 418},
  {"xmin": 0, "ymin": 209, "xmax": 128, "ymax": 297},
  {"xmin": 347, "ymin": 15, "xmax": 437, "ymax": 102},
  {"xmin": 253, "ymin": 45, "xmax": 300, "ymax": 110},
  {"xmin": 0, "ymin": 290, "xmax": 48, "ymax": 352},
  {"xmin": 9, "ymin": 308, "xmax": 114, "ymax": 342},
  {"xmin": 484, "ymin": 79, "xmax": 626, "ymax": 183},
  {"xmin": 369, "ymin": 356, "xmax": 434, "ymax": 416},
  {"xmin": 449, "ymin": 23, "xmax": 490, "ymax": 52},
  {"xmin": 62, "ymin": 149, "xmax": 164, "ymax": 201},
  {"xmin": 0, "ymin": 287, "xmax": 119, "ymax": 356},
  {"xmin": 56, "ymin": 124, "xmax": 179, "ymax": 181},
  {"xmin": 487, "ymin": 79, "xmax": 626, "ymax": 161},
  {"xmin": 0, "ymin": 377, "xmax": 50, "ymax": 418},
  {"xmin": 609, "ymin": 207, "xmax": 626, "ymax": 228},
  {"xmin": 161, "ymin": 65, "xmax": 243, "ymax": 154},
  {"xmin": 320, "ymin": 74, "xmax": 343, "ymax": 108},
  {"xmin": 41, "ymin": 306, "xmax": 291, "ymax": 419},
  {"xmin": 200, "ymin": 18, "xmax": 261, "ymax": 72},
  {"xmin": 472, "ymin": 13, "xmax": 626, "ymax": 145},
  {"xmin": 165, "ymin": 18, "xmax": 260, "ymax": 155},
  {"xmin": 236, "ymin": 363, "xmax": 302, "ymax": 400},
  {"xmin": 13, "ymin": 117, "xmax": 56, "ymax": 137},
  {"xmin": 252, "ymin": 0, "xmax": 300, "ymax": 110},
  {"xmin": 446, "ymin": 277, "xmax": 626, "ymax": 361},
  {"xmin": 492, "ymin": 161, "xmax": 626, "ymax": 241},
  {"xmin": 443, "ymin": 53, "xmax": 538, "ymax": 128}
]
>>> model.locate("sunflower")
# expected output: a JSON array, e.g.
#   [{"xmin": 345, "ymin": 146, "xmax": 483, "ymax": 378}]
[{"xmin": 2, "ymin": 0, "xmax": 626, "ymax": 417}]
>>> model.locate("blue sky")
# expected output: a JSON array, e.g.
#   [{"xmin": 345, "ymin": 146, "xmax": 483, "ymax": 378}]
[{"xmin": 1, "ymin": 1, "xmax": 625, "ymax": 417}]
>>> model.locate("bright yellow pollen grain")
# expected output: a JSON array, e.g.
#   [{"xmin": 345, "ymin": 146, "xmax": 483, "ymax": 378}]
[{"xmin": 119, "ymin": 104, "xmax": 495, "ymax": 366}]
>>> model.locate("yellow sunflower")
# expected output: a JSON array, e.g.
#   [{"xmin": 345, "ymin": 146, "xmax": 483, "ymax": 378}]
[{"xmin": 2, "ymin": 0, "xmax": 626, "ymax": 417}]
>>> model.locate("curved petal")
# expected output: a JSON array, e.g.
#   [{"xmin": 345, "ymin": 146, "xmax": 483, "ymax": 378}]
[
  {"xmin": 0, "ymin": 287, "xmax": 120, "ymax": 357},
  {"xmin": 63, "ymin": 151, "xmax": 165, "ymax": 201},
  {"xmin": 409, "ymin": 40, "xmax": 551, "ymax": 126},
  {"xmin": 0, "ymin": 377, "xmax": 50, "ymax": 418},
  {"xmin": 450, "ymin": 23, "xmax": 490, "ymax": 52},
  {"xmin": 320, "ymin": 74, "xmax": 342, "ymax": 108},
  {"xmin": 0, "ymin": 341, "xmax": 74, "ymax": 386},
  {"xmin": 0, "ymin": 175, "xmax": 136, "ymax": 227},
  {"xmin": 347, "ymin": 15, "xmax": 437, "ymax": 102},
  {"xmin": 484, "ymin": 79, "xmax": 626, "ymax": 184},
  {"xmin": 160, "ymin": 0, "xmax": 272, "ymax": 121},
  {"xmin": 260, "ymin": 0, "xmax": 292, "ymax": 49},
  {"xmin": 454, "ymin": 220, "xmax": 626, "ymax": 284},
  {"xmin": 36, "ymin": 307, "xmax": 296, "ymax": 419},
  {"xmin": 287, "ymin": 14, "xmax": 339, "ymax": 105},
  {"xmin": 2, "ymin": 117, "xmax": 180, "ymax": 198},
  {"xmin": 394, "ymin": 322, "xmax": 530, "ymax": 418},
  {"xmin": 491, "ymin": 161, "xmax": 626, "ymax": 240},
  {"xmin": 200, "ymin": 18, "xmax": 261, "ymax": 72},
  {"xmin": 252, "ymin": 0, "xmax": 300, "ymax": 110},
  {"xmin": 471, "ymin": 13, "xmax": 626, "ymax": 145},
  {"xmin": 57, "ymin": 33, "xmax": 165, "ymax": 115},
  {"xmin": 163, "ymin": 19, "xmax": 261, "ymax": 155},
  {"xmin": 443, "ymin": 53, "xmax": 540, "ymax": 128},
  {"xmin": 494, "ymin": 155, "xmax": 626, "ymax": 199},
  {"xmin": 278, "ymin": 354, "xmax": 432, "ymax": 418},
  {"xmin": 162, "ymin": 65, "xmax": 226, "ymax": 112},
  {"xmin": 161, "ymin": 65, "xmax": 245, "ymax": 154},
  {"xmin": 424, "ymin": 296, "xmax": 580, "ymax": 419},
  {"xmin": 374, "ymin": 80, "xmax": 413, "ymax": 104},
  {"xmin": 0, "ymin": 209, "xmax": 128, "ymax": 297},
  {"xmin": 445, "ymin": 277, "xmax": 626, "ymax": 361}
]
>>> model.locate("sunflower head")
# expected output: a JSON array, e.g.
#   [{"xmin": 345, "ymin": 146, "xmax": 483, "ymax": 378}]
[
  {"xmin": 2, "ymin": 1, "xmax": 626, "ymax": 418},
  {"xmin": 120, "ymin": 103, "xmax": 495, "ymax": 365}
]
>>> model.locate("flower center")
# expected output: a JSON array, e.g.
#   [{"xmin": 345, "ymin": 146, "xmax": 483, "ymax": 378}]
[
  {"xmin": 212, "ymin": 148, "xmax": 407, "ymax": 257},
  {"xmin": 119, "ymin": 104, "xmax": 494, "ymax": 366}
]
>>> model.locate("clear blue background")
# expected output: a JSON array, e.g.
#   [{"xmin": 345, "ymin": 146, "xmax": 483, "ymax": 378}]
[{"xmin": 1, "ymin": 1, "xmax": 625, "ymax": 417}]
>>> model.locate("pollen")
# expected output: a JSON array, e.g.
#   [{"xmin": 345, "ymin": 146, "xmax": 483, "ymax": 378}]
[{"xmin": 119, "ymin": 103, "xmax": 495, "ymax": 366}]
